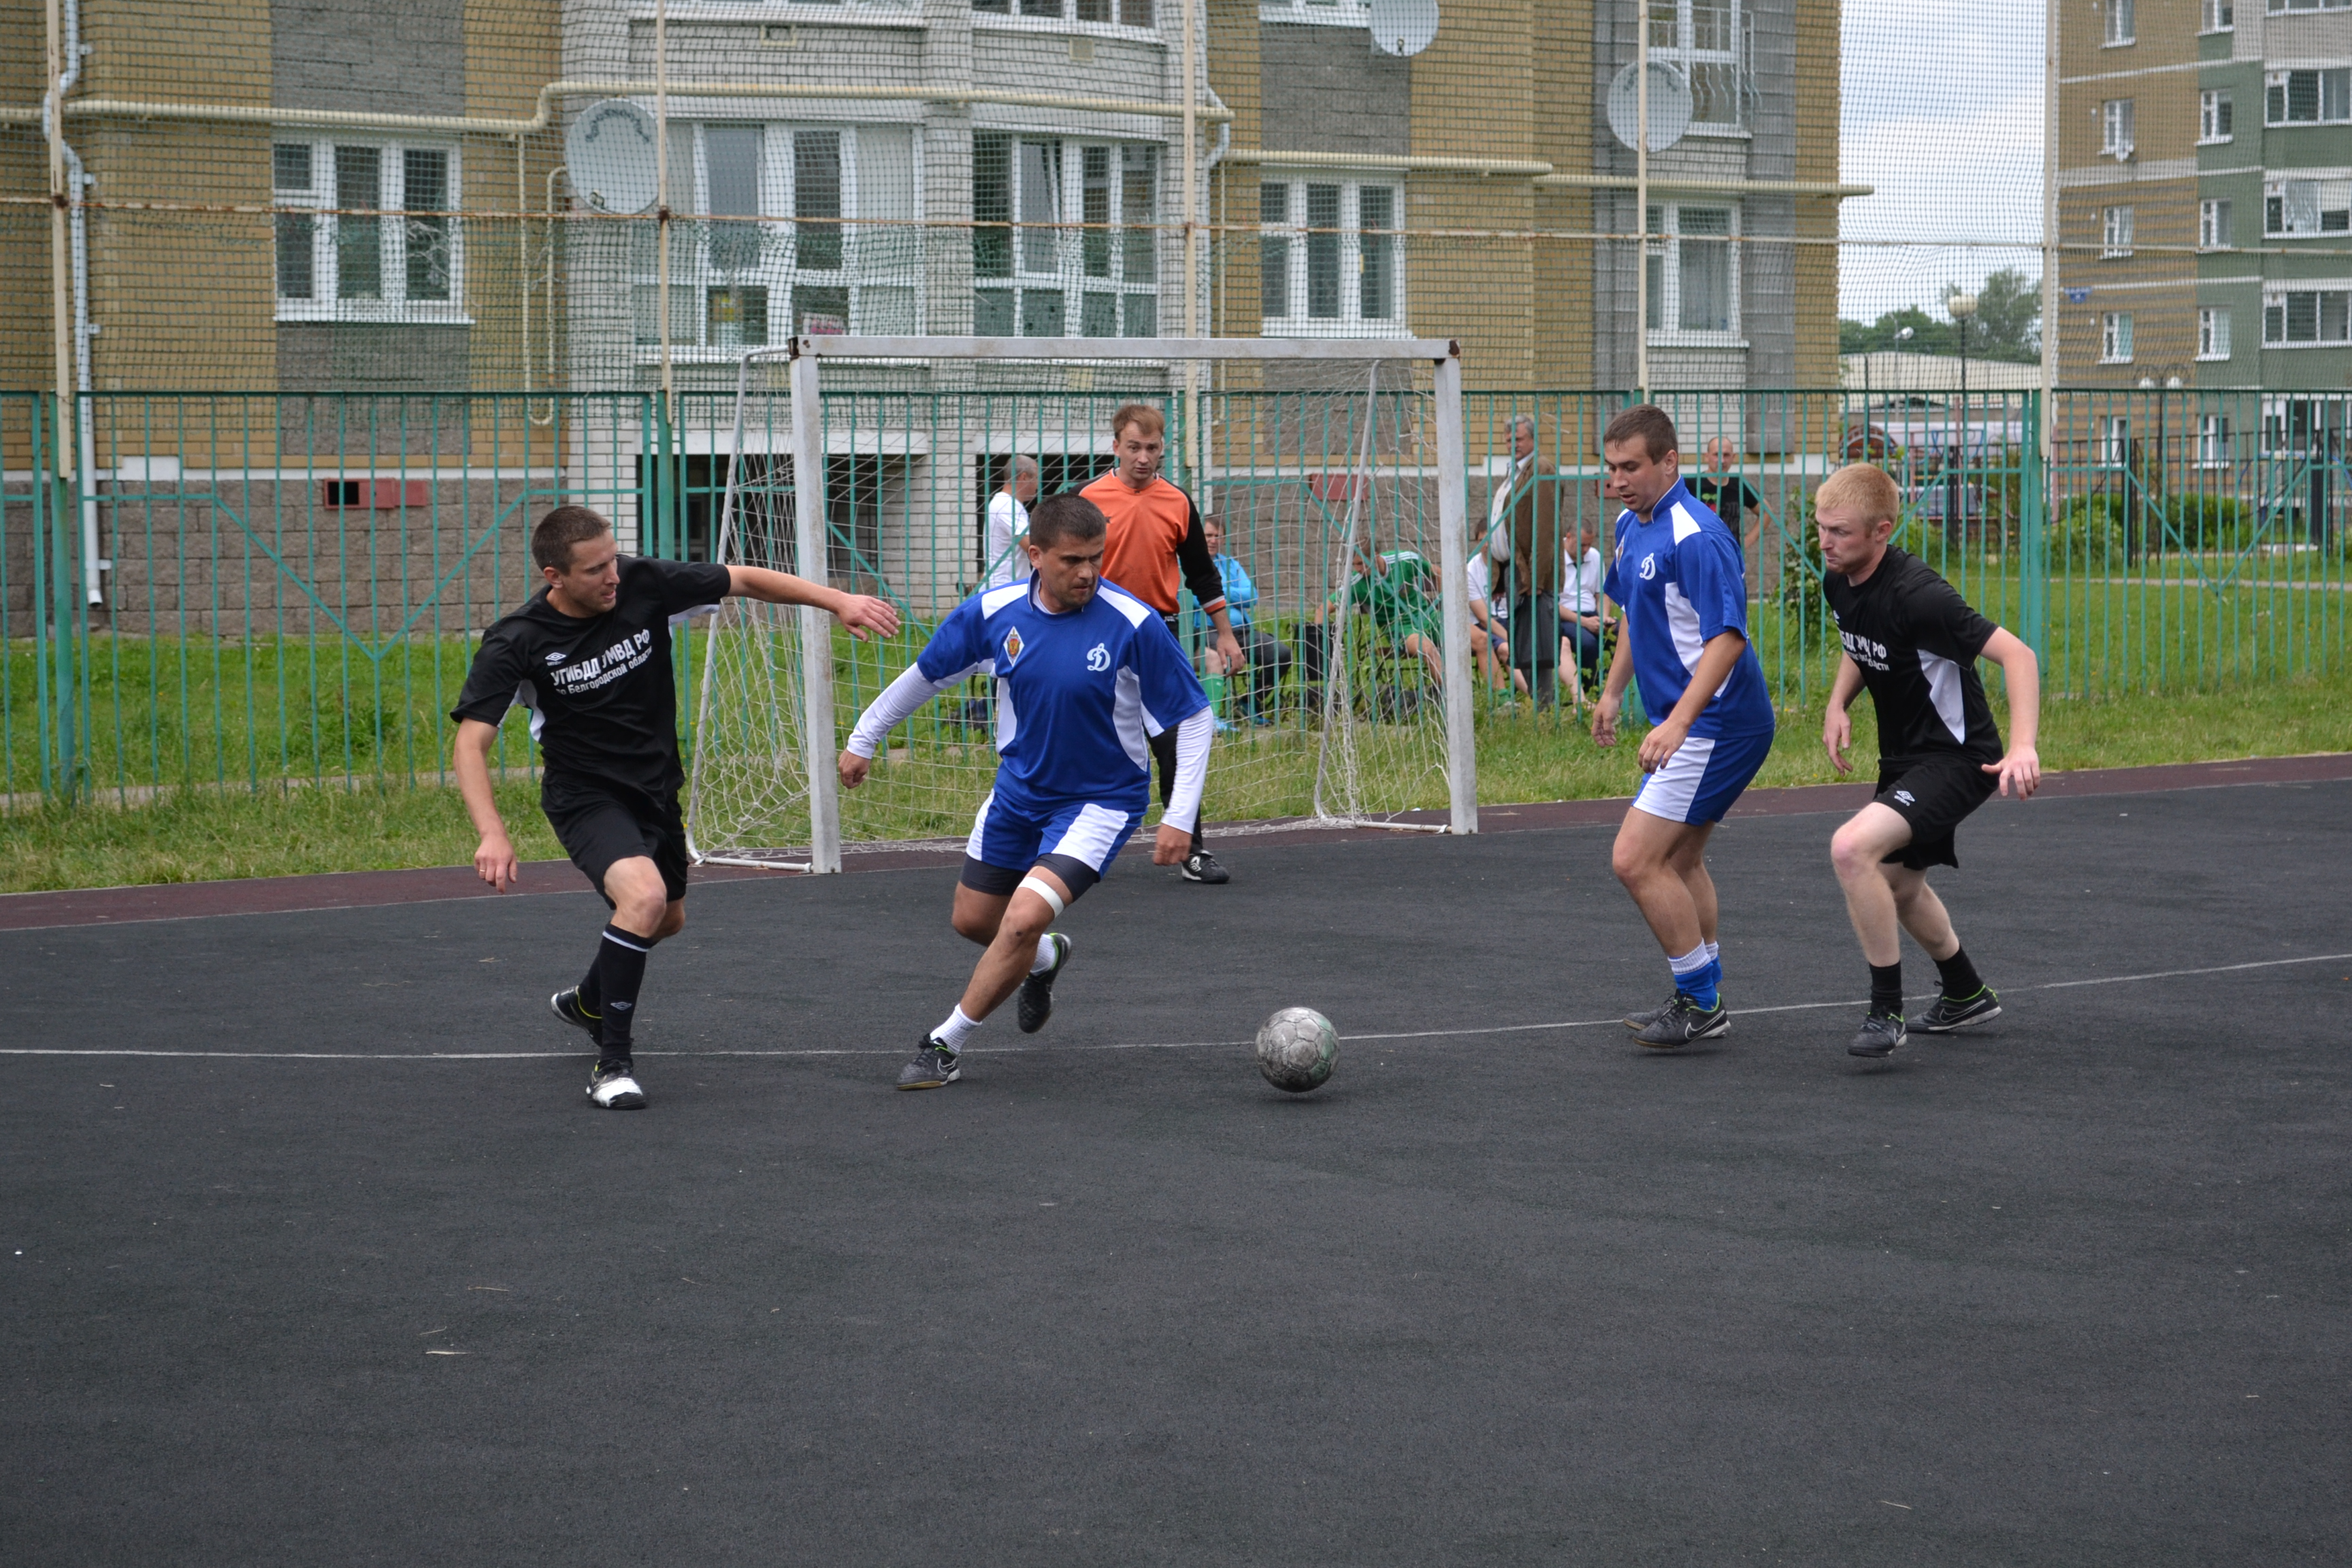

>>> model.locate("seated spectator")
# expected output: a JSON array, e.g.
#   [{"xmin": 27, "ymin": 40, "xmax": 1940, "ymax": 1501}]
[
  {"xmin": 1466, "ymin": 546, "xmax": 1530, "ymax": 700},
  {"xmin": 1557, "ymin": 514, "xmax": 1610, "ymax": 703},
  {"xmin": 1191, "ymin": 515, "xmax": 1291, "ymax": 723}
]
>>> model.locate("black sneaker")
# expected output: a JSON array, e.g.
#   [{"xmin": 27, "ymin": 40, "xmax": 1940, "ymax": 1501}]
[
  {"xmin": 1623, "ymin": 992, "xmax": 1680, "ymax": 1030},
  {"xmin": 551, "ymin": 988, "xmax": 600, "ymax": 1041},
  {"xmin": 1017, "ymin": 934, "xmax": 1071, "ymax": 1034},
  {"xmin": 1632, "ymin": 994, "xmax": 1730, "ymax": 1049},
  {"xmin": 896, "ymin": 1039, "xmax": 962, "ymax": 1091},
  {"xmin": 1914, "ymin": 987, "xmax": 2001, "ymax": 1033},
  {"xmin": 1846, "ymin": 1013, "xmax": 1908, "ymax": 1059},
  {"xmin": 586, "ymin": 1058, "xmax": 647, "ymax": 1109},
  {"xmin": 1180, "ymin": 849, "xmax": 1230, "ymax": 884}
]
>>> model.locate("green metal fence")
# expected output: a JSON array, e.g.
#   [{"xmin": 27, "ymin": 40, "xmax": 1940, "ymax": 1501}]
[{"xmin": 5, "ymin": 387, "xmax": 2346, "ymax": 809}]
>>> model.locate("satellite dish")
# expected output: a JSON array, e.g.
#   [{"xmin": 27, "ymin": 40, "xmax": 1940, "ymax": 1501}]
[
  {"xmin": 565, "ymin": 99, "xmax": 661, "ymax": 215},
  {"xmin": 1606, "ymin": 61, "xmax": 1693, "ymax": 154},
  {"xmin": 1367, "ymin": 0, "xmax": 1439, "ymax": 57}
]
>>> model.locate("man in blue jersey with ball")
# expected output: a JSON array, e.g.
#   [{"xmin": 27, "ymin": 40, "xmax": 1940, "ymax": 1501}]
[
  {"xmin": 840, "ymin": 493, "xmax": 1214, "ymax": 1090},
  {"xmin": 1590, "ymin": 405, "xmax": 1779, "ymax": 1049}
]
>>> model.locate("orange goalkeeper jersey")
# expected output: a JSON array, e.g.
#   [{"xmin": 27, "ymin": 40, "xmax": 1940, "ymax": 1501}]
[{"xmin": 1079, "ymin": 472, "xmax": 1228, "ymax": 619}]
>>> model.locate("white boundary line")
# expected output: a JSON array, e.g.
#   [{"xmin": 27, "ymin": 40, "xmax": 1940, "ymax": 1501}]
[{"xmin": 6, "ymin": 953, "xmax": 2345, "ymax": 1062}]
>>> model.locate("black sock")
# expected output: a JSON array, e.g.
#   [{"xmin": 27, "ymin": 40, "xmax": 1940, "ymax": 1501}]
[
  {"xmin": 591, "ymin": 924, "xmax": 650, "ymax": 1061},
  {"xmin": 1869, "ymin": 962, "xmax": 1904, "ymax": 1017},
  {"xmin": 577, "ymin": 966, "xmax": 603, "ymax": 1019},
  {"xmin": 1934, "ymin": 947, "xmax": 1984, "ymax": 1000}
]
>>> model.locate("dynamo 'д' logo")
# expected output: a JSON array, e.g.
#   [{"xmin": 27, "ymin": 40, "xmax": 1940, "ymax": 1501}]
[
  {"xmin": 1638, "ymin": 553, "xmax": 1658, "ymax": 581},
  {"xmin": 1085, "ymin": 642, "xmax": 1111, "ymax": 672}
]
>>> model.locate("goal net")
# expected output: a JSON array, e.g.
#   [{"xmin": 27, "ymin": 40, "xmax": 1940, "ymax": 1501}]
[{"xmin": 686, "ymin": 337, "xmax": 1474, "ymax": 872}]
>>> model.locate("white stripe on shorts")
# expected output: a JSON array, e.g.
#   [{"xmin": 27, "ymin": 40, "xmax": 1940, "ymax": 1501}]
[
  {"xmin": 964, "ymin": 791, "xmax": 996, "ymax": 861},
  {"xmin": 1631, "ymin": 735, "xmax": 1718, "ymax": 825},
  {"xmin": 1047, "ymin": 802, "xmax": 1134, "ymax": 875}
]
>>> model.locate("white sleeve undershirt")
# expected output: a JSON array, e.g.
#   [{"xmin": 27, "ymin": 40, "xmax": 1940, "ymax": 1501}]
[
  {"xmin": 845, "ymin": 662, "xmax": 977, "ymax": 758},
  {"xmin": 1159, "ymin": 706, "xmax": 1214, "ymax": 834}
]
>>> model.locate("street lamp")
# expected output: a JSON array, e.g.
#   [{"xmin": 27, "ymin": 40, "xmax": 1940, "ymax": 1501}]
[{"xmin": 1946, "ymin": 292, "xmax": 1979, "ymax": 542}]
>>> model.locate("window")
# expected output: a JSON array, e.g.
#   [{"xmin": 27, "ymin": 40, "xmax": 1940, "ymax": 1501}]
[
  {"xmin": 2102, "ymin": 206, "xmax": 2136, "ymax": 257},
  {"xmin": 2204, "ymin": 0, "xmax": 2234, "ymax": 27},
  {"xmin": 2101, "ymin": 311, "xmax": 2134, "ymax": 363},
  {"xmin": 2264, "ymin": 288, "xmax": 2352, "ymax": 344},
  {"xmin": 1258, "ymin": 176, "xmax": 1405, "ymax": 335},
  {"xmin": 274, "ymin": 139, "xmax": 460, "ymax": 319},
  {"xmin": 2266, "ymin": 178, "xmax": 2352, "ymax": 235},
  {"xmin": 2268, "ymin": 0, "xmax": 2352, "ymax": 13},
  {"xmin": 2105, "ymin": 0, "xmax": 2134, "ymax": 44},
  {"xmin": 2266, "ymin": 69, "xmax": 2352, "ymax": 125},
  {"xmin": 2199, "ymin": 306, "xmax": 2233, "ymax": 359},
  {"xmin": 2103, "ymin": 414, "xmax": 2130, "ymax": 466},
  {"xmin": 2198, "ymin": 414, "xmax": 2233, "ymax": 467},
  {"xmin": 1647, "ymin": 0, "xmax": 1748, "ymax": 130},
  {"xmin": 2200, "ymin": 90, "xmax": 2234, "ymax": 143},
  {"xmin": 2200, "ymin": 198, "xmax": 2232, "ymax": 249},
  {"xmin": 632, "ymin": 122, "xmax": 920, "ymax": 352},
  {"xmin": 973, "ymin": 0, "xmax": 1155, "ymax": 22},
  {"xmin": 2102, "ymin": 99, "xmax": 2136, "ymax": 158},
  {"xmin": 975, "ymin": 134, "xmax": 1159, "ymax": 337},
  {"xmin": 1258, "ymin": 0, "xmax": 1371, "ymax": 18},
  {"xmin": 1646, "ymin": 203, "xmax": 1740, "ymax": 340}
]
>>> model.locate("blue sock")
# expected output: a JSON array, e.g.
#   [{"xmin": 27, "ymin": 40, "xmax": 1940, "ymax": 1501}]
[{"xmin": 1669, "ymin": 945, "xmax": 1721, "ymax": 1010}]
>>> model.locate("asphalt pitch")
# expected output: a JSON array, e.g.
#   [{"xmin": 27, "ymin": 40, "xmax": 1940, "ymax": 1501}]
[{"xmin": 5, "ymin": 780, "xmax": 2349, "ymax": 1565}]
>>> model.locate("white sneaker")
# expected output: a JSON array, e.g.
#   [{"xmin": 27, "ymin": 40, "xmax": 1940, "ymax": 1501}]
[{"xmin": 587, "ymin": 1060, "xmax": 647, "ymax": 1109}]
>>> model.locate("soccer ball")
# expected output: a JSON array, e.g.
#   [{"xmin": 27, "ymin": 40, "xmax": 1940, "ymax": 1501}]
[{"xmin": 1254, "ymin": 1007, "xmax": 1339, "ymax": 1094}]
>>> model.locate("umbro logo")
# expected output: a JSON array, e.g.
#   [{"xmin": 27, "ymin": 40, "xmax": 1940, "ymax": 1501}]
[
  {"xmin": 1085, "ymin": 642, "xmax": 1111, "ymax": 672},
  {"xmin": 545, "ymin": 651, "xmax": 567, "ymax": 665},
  {"xmin": 1893, "ymin": 789, "xmax": 1916, "ymax": 806}
]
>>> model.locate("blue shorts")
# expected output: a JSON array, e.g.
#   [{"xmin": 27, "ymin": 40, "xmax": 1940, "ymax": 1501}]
[
  {"xmin": 960, "ymin": 792, "xmax": 1146, "ymax": 897},
  {"xmin": 1630, "ymin": 728, "xmax": 1774, "ymax": 826}
]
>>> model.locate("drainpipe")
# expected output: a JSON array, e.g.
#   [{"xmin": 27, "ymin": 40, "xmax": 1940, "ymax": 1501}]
[{"xmin": 46, "ymin": 0, "xmax": 101, "ymax": 604}]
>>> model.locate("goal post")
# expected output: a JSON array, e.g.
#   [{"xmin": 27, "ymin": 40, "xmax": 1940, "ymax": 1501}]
[{"xmin": 687, "ymin": 335, "xmax": 1476, "ymax": 873}]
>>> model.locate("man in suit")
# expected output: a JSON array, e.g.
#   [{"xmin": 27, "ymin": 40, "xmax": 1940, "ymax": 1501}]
[{"xmin": 1484, "ymin": 415, "xmax": 1564, "ymax": 710}]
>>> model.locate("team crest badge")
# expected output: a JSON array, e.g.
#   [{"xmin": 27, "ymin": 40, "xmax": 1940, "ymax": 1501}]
[{"xmin": 1002, "ymin": 628, "xmax": 1024, "ymax": 666}]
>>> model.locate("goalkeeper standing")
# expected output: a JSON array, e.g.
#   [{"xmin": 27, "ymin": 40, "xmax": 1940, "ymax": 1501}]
[{"xmin": 1080, "ymin": 402, "xmax": 1243, "ymax": 884}]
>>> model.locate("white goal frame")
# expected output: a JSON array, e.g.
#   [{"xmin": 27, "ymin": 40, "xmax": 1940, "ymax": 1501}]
[{"xmin": 691, "ymin": 335, "xmax": 1477, "ymax": 873}]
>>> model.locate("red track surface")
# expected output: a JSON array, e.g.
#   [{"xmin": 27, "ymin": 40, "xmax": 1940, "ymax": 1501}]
[{"xmin": 5, "ymin": 752, "xmax": 2345, "ymax": 932}]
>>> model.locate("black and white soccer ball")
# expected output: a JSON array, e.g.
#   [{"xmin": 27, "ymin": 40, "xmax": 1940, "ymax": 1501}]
[{"xmin": 1254, "ymin": 1007, "xmax": 1339, "ymax": 1094}]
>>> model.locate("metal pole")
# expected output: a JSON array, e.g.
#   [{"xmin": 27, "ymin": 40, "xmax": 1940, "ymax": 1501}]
[
  {"xmin": 1181, "ymin": 0, "xmax": 1202, "ymax": 488},
  {"xmin": 44, "ymin": 0, "xmax": 70, "ymax": 427},
  {"xmin": 655, "ymin": 0, "xmax": 673, "ymax": 411},
  {"xmin": 1634, "ymin": 0, "xmax": 1650, "ymax": 399},
  {"xmin": 1434, "ymin": 343, "xmax": 1477, "ymax": 835},
  {"xmin": 789, "ymin": 342, "xmax": 843, "ymax": 873},
  {"xmin": 2040, "ymin": 0, "xmax": 2059, "ymax": 471}
]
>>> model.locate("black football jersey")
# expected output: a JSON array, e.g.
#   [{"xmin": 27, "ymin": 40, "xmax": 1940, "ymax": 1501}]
[
  {"xmin": 452, "ymin": 555, "xmax": 732, "ymax": 797},
  {"xmin": 1821, "ymin": 548, "xmax": 2004, "ymax": 763}
]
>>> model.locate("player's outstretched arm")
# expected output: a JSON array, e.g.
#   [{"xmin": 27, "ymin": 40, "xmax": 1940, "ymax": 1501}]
[
  {"xmin": 452, "ymin": 719, "xmax": 520, "ymax": 892},
  {"xmin": 1823, "ymin": 653, "xmax": 1865, "ymax": 774},
  {"xmin": 1980, "ymin": 628, "xmax": 2042, "ymax": 798},
  {"xmin": 725, "ymin": 566, "xmax": 901, "ymax": 640},
  {"xmin": 1154, "ymin": 706, "xmax": 1215, "ymax": 864},
  {"xmin": 836, "ymin": 660, "xmax": 977, "ymax": 789}
]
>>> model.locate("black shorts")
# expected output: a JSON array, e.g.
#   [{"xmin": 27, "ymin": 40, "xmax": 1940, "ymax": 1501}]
[
  {"xmin": 1875, "ymin": 752, "xmax": 1999, "ymax": 870},
  {"xmin": 543, "ymin": 779, "xmax": 690, "ymax": 905}
]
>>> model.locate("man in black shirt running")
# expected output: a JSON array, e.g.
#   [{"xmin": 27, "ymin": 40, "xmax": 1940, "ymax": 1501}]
[
  {"xmin": 451, "ymin": 505, "xmax": 898, "ymax": 1108},
  {"xmin": 1816, "ymin": 463, "xmax": 2041, "ymax": 1060}
]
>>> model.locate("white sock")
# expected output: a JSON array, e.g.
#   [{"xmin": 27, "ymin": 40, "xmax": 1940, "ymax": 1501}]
[
  {"xmin": 1703, "ymin": 941, "xmax": 1719, "ymax": 964},
  {"xmin": 1029, "ymin": 934, "xmax": 1062, "ymax": 975},
  {"xmin": 1668, "ymin": 943, "xmax": 1710, "ymax": 977},
  {"xmin": 932, "ymin": 1005, "xmax": 981, "ymax": 1054}
]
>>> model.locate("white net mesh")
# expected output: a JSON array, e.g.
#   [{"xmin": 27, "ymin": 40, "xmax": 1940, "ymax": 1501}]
[{"xmin": 685, "ymin": 344, "xmax": 1459, "ymax": 863}]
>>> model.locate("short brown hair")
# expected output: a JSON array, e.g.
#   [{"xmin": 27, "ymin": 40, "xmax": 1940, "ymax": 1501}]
[
  {"xmin": 1028, "ymin": 492, "xmax": 1108, "ymax": 549},
  {"xmin": 532, "ymin": 505, "xmax": 612, "ymax": 571},
  {"xmin": 1602, "ymin": 404, "xmax": 1679, "ymax": 462},
  {"xmin": 1814, "ymin": 462, "xmax": 1902, "ymax": 526},
  {"xmin": 1109, "ymin": 402, "xmax": 1165, "ymax": 442}
]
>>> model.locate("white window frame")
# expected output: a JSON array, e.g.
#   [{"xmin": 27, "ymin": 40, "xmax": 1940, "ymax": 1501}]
[
  {"xmin": 2102, "ymin": 98, "xmax": 2136, "ymax": 159},
  {"xmin": 973, "ymin": 134, "xmax": 1163, "ymax": 340},
  {"xmin": 971, "ymin": 0, "xmax": 1158, "ymax": 26},
  {"xmin": 2102, "ymin": 205, "xmax": 2136, "ymax": 257},
  {"xmin": 1645, "ymin": 201, "xmax": 1744, "ymax": 346},
  {"xmin": 1648, "ymin": 0, "xmax": 1749, "ymax": 133},
  {"xmin": 2200, "ymin": 89, "xmax": 2234, "ymax": 144},
  {"xmin": 2266, "ymin": 68, "xmax": 2352, "ymax": 126},
  {"xmin": 2198, "ymin": 413, "xmax": 2233, "ymax": 468},
  {"xmin": 2105, "ymin": 0, "xmax": 2136, "ymax": 44},
  {"xmin": 1256, "ymin": 0, "xmax": 1369, "ymax": 22},
  {"xmin": 1257, "ymin": 174, "xmax": 1407, "ymax": 338},
  {"xmin": 2204, "ymin": 0, "xmax": 2234, "ymax": 29},
  {"xmin": 2198, "ymin": 306, "xmax": 2233, "ymax": 359},
  {"xmin": 274, "ymin": 137, "xmax": 466, "ymax": 323},
  {"xmin": 2102, "ymin": 414, "xmax": 2131, "ymax": 466},
  {"xmin": 2101, "ymin": 311, "xmax": 2135, "ymax": 363},
  {"xmin": 2264, "ymin": 176, "xmax": 2352, "ymax": 237},
  {"xmin": 2199, "ymin": 198, "xmax": 2232, "ymax": 250},
  {"xmin": 2268, "ymin": 0, "xmax": 2352, "ymax": 14},
  {"xmin": 630, "ymin": 120, "xmax": 924, "ymax": 360},
  {"xmin": 2263, "ymin": 287, "xmax": 2352, "ymax": 346}
]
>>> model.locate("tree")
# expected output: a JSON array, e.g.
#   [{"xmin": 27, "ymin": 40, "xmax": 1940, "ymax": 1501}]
[{"xmin": 1838, "ymin": 270, "xmax": 2042, "ymax": 363}]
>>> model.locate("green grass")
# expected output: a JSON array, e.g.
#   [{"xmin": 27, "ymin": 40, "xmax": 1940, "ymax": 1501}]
[{"xmin": 4, "ymin": 675, "xmax": 2345, "ymax": 895}]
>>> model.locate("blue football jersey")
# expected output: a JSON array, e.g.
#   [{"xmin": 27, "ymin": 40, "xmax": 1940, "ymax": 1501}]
[
  {"xmin": 915, "ymin": 578, "xmax": 1211, "ymax": 810},
  {"xmin": 1601, "ymin": 479, "xmax": 1776, "ymax": 738}
]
